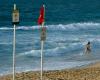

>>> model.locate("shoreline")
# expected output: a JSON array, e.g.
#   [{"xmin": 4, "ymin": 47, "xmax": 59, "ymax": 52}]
[
  {"xmin": 0, "ymin": 60, "xmax": 96, "ymax": 76},
  {"xmin": 0, "ymin": 61, "xmax": 100, "ymax": 80}
]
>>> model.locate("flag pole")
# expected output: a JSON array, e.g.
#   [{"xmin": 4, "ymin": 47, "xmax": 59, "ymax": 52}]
[
  {"xmin": 41, "ymin": 22, "xmax": 45, "ymax": 80},
  {"xmin": 40, "ymin": 4, "xmax": 45, "ymax": 80},
  {"xmin": 13, "ymin": 24, "xmax": 16, "ymax": 80},
  {"xmin": 13, "ymin": 4, "xmax": 16, "ymax": 80},
  {"xmin": 40, "ymin": 21, "xmax": 44, "ymax": 80},
  {"xmin": 40, "ymin": 38, "xmax": 44, "ymax": 80},
  {"xmin": 12, "ymin": 3, "xmax": 19, "ymax": 80}
]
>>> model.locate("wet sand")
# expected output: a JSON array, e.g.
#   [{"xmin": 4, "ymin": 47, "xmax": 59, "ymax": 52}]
[{"xmin": 0, "ymin": 62, "xmax": 100, "ymax": 80}]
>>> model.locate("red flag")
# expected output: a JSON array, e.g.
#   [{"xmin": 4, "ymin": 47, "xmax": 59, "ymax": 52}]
[{"xmin": 38, "ymin": 5, "xmax": 44, "ymax": 25}]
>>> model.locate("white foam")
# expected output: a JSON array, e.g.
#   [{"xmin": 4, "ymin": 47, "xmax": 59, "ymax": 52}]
[
  {"xmin": 0, "ymin": 42, "xmax": 12, "ymax": 45},
  {"xmin": 0, "ymin": 22, "xmax": 100, "ymax": 30},
  {"xmin": 17, "ymin": 46, "xmax": 67, "ymax": 57}
]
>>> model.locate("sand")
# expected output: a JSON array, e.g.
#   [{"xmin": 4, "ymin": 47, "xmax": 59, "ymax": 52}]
[{"xmin": 0, "ymin": 62, "xmax": 100, "ymax": 80}]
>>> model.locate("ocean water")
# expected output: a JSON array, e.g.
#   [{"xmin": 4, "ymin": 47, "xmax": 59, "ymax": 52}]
[{"xmin": 0, "ymin": 0, "xmax": 100, "ymax": 75}]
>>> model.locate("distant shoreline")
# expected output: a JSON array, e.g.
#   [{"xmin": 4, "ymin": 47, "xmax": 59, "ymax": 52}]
[{"xmin": 0, "ymin": 61, "xmax": 100, "ymax": 80}]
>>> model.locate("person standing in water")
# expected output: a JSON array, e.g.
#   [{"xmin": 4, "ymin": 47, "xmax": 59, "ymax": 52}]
[{"xmin": 85, "ymin": 42, "xmax": 91, "ymax": 54}]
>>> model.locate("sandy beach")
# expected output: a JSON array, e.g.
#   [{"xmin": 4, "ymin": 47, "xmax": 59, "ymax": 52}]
[{"xmin": 0, "ymin": 61, "xmax": 100, "ymax": 80}]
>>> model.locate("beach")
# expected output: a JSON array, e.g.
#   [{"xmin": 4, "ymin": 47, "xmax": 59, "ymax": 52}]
[
  {"xmin": 0, "ymin": 61, "xmax": 100, "ymax": 80},
  {"xmin": 1, "ymin": 0, "xmax": 100, "ymax": 80}
]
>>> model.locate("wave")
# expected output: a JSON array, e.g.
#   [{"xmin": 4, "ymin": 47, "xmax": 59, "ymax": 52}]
[
  {"xmin": 16, "ymin": 36, "xmax": 100, "ymax": 58},
  {"xmin": 0, "ymin": 22, "xmax": 100, "ymax": 30},
  {"xmin": 16, "ymin": 42, "xmax": 84, "ymax": 58},
  {"xmin": 47, "ymin": 22, "xmax": 100, "ymax": 30},
  {"xmin": 0, "ymin": 42, "xmax": 12, "ymax": 45},
  {"xmin": 17, "ymin": 46, "xmax": 66, "ymax": 57}
]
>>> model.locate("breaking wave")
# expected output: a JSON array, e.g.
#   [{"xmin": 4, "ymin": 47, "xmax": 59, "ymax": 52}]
[
  {"xmin": 17, "ymin": 42, "xmax": 84, "ymax": 58},
  {"xmin": 17, "ymin": 46, "xmax": 66, "ymax": 57},
  {"xmin": 0, "ymin": 22, "xmax": 100, "ymax": 30}
]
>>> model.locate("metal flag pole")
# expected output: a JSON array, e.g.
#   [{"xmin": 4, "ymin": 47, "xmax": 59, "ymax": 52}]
[
  {"xmin": 12, "ymin": 3, "xmax": 19, "ymax": 80},
  {"xmin": 40, "ymin": 39, "xmax": 44, "ymax": 80},
  {"xmin": 40, "ymin": 5, "xmax": 45, "ymax": 80},
  {"xmin": 13, "ymin": 4, "xmax": 16, "ymax": 80},
  {"xmin": 13, "ymin": 24, "xmax": 16, "ymax": 80},
  {"xmin": 41, "ymin": 23, "xmax": 45, "ymax": 80}
]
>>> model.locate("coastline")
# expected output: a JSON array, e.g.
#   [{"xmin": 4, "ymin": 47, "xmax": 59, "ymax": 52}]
[{"xmin": 0, "ymin": 61, "xmax": 100, "ymax": 80}]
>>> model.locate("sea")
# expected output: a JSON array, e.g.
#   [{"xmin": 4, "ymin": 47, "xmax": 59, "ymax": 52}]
[{"xmin": 0, "ymin": 0, "xmax": 100, "ymax": 75}]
